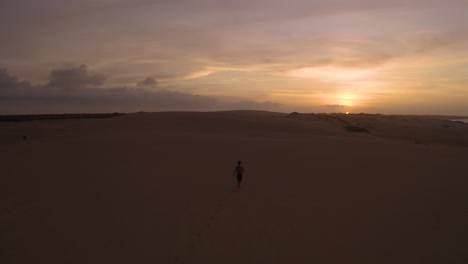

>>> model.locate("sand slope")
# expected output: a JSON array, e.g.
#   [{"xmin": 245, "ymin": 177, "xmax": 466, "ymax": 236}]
[{"xmin": 1, "ymin": 111, "xmax": 467, "ymax": 264}]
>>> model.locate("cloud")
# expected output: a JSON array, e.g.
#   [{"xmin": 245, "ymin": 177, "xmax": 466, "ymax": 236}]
[
  {"xmin": 138, "ymin": 77, "xmax": 157, "ymax": 87},
  {"xmin": 0, "ymin": 69, "xmax": 34, "ymax": 103},
  {"xmin": 0, "ymin": 68, "xmax": 32, "ymax": 89},
  {"xmin": 0, "ymin": 66, "xmax": 282, "ymax": 114},
  {"xmin": 48, "ymin": 64, "xmax": 105, "ymax": 89},
  {"xmin": 322, "ymin": 104, "xmax": 348, "ymax": 108}
]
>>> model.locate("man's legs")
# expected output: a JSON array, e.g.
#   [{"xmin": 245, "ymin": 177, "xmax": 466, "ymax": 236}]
[{"xmin": 236, "ymin": 174, "xmax": 242, "ymax": 190}]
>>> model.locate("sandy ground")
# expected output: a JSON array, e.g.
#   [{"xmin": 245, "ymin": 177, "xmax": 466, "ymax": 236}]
[{"xmin": 1, "ymin": 111, "xmax": 467, "ymax": 264}]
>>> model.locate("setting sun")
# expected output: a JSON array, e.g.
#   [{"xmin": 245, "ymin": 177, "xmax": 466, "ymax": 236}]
[{"xmin": 338, "ymin": 93, "xmax": 356, "ymax": 106}]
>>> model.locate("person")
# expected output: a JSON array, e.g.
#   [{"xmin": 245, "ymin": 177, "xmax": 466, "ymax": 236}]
[{"xmin": 233, "ymin": 161, "xmax": 245, "ymax": 190}]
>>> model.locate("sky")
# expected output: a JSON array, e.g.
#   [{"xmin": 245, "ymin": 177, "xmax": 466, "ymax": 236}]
[{"xmin": 1, "ymin": 0, "xmax": 468, "ymax": 115}]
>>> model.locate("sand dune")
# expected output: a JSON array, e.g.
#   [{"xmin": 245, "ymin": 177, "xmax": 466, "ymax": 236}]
[{"xmin": 1, "ymin": 111, "xmax": 467, "ymax": 263}]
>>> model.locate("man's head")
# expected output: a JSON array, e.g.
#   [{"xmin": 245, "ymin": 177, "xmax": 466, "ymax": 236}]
[{"xmin": 238, "ymin": 161, "xmax": 241, "ymax": 165}]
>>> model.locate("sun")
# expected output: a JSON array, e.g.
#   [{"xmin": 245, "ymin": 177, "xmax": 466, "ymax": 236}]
[{"xmin": 338, "ymin": 93, "xmax": 356, "ymax": 106}]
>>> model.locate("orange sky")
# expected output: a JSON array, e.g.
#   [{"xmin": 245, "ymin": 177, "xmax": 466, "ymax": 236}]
[{"xmin": 1, "ymin": 0, "xmax": 468, "ymax": 114}]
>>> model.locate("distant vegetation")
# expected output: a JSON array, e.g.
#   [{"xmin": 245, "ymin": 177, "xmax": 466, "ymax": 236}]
[
  {"xmin": 286, "ymin": 112, "xmax": 301, "ymax": 118},
  {"xmin": 0, "ymin": 113, "xmax": 126, "ymax": 122}
]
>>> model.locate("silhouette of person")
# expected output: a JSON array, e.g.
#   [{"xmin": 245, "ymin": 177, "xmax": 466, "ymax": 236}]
[{"xmin": 233, "ymin": 161, "xmax": 245, "ymax": 190}]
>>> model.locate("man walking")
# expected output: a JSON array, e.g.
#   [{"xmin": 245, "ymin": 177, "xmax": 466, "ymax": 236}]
[{"xmin": 233, "ymin": 161, "xmax": 245, "ymax": 190}]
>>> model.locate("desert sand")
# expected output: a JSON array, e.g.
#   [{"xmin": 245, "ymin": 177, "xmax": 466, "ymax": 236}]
[{"xmin": 1, "ymin": 111, "xmax": 467, "ymax": 264}]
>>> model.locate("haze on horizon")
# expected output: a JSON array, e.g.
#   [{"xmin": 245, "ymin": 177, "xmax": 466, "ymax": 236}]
[{"xmin": 1, "ymin": 0, "xmax": 468, "ymax": 115}]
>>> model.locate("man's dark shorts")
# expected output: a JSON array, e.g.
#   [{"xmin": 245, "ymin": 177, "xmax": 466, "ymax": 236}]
[{"xmin": 236, "ymin": 174, "xmax": 243, "ymax": 183}]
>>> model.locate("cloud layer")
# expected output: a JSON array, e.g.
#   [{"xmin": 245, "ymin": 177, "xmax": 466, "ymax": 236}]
[
  {"xmin": 138, "ymin": 77, "xmax": 157, "ymax": 87},
  {"xmin": 49, "ymin": 65, "xmax": 105, "ymax": 89},
  {"xmin": 0, "ymin": 66, "xmax": 281, "ymax": 114}
]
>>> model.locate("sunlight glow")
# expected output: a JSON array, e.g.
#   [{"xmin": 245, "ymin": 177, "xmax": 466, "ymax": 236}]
[
  {"xmin": 287, "ymin": 66, "xmax": 376, "ymax": 81},
  {"xmin": 338, "ymin": 93, "xmax": 356, "ymax": 106}
]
